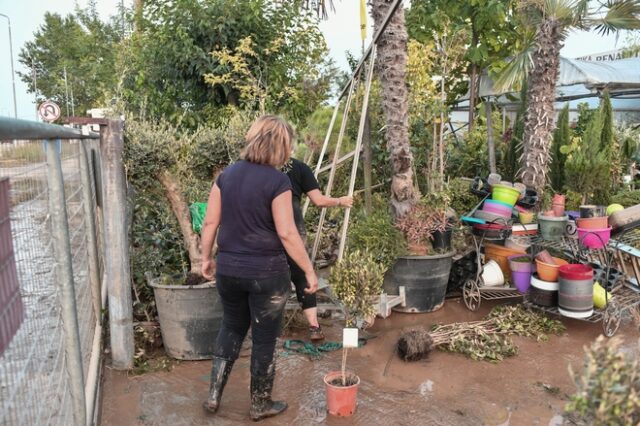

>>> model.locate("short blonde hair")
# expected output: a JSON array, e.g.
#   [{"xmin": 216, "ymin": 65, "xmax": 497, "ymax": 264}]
[{"xmin": 241, "ymin": 115, "xmax": 294, "ymax": 168}]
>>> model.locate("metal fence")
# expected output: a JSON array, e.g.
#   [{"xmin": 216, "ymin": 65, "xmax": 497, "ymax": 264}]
[{"xmin": 0, "ymin": 134, "xmax": 104, "ymax": 426}]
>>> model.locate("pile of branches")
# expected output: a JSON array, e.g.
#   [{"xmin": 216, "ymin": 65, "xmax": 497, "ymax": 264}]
[{"xmin": 397, "ymin": 305, "xmax": 565, "ymax": 362}]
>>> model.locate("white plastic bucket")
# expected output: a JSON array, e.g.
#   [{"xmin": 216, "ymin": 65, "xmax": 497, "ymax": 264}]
[{"xmin": 481, "ymin": 260, "xmax": 505, "ymax": 287}]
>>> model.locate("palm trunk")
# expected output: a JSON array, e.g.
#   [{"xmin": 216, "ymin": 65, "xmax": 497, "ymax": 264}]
[
  {"xmin": 520, "ymin": 18, "xmax": 563, "ymax": 196},
  {"xmin": 157, "ymin": 170, "xmax": 202, "ymax": 274},
  {"xmin": 467, "ymin": 27, "xmax": 479, "ymax": 132},
  {"xmin": 370, "ymin": 0, "xmax": 416, "ymax": 218}
]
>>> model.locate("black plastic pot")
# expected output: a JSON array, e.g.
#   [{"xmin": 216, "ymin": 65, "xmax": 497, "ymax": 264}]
[
  {"xmin": 430, "ymin": 228, "xmax": 453, "ymax": 250},
  {"xmin": 383, "ymin": 252, "xmax": 454, "ymax": 313}
]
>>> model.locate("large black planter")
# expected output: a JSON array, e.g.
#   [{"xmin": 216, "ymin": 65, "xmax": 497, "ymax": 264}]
[
  {"xmin": 150, "ymin": 278, "xmax": 223, "ymax": 360},
  {"xmin": 430, "ymin": 228, "xmax": 453, "ymax": 250},
  {"xmin": 383, "ymin": 252, "xmax": 454, "ymax": 313}
]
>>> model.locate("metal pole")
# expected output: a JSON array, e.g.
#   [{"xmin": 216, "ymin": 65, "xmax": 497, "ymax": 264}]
[
  {"xmin": 79, "ymin": 142, "xmax": 102, "ymax": 323},
  {"xmin": 46, "ymin": 139, "xmax": 86, "ymax": 426},
  {"xmin": 338, "ymin": 46, "xmax": 377, "ymax": 260},
  {"xmin": 0, "ymin": 14, "xmax": 18, "ymax": 119},
  {"xmin": 63, "ymin": 67, "xmax": 70, "ymax": 117},
  {"xmin": 100, "ymin": 119, "xmax": 134, "ymax": 369}
]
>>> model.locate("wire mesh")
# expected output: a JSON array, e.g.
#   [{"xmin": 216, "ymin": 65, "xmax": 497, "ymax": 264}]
[{"xmin": 0, "ymin": 140, "xmax": 100, "ymax": 426}]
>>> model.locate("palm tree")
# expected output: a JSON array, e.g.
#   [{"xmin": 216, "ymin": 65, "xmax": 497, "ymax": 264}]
[
  {"xmin": 497, "ymin": 0, "xmax": 640, "ymax": 195},
  {"xmin": 304, "ymin": 0, "xmax": 416, "ymax": 217}
]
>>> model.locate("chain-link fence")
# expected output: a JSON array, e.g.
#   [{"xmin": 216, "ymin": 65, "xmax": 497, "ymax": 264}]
[{"xmin": 0, "ymin": 136, "xmax": 104, "ymax": 426}]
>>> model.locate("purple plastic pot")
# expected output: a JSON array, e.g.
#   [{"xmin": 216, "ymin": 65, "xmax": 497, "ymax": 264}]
[
  {"xmin": 511, "ymin": 270, "xmax": 533, "ymax": 293},
  {"xmin": 508, "ymin": 254, "xmax": 536, "ymax": 273}
]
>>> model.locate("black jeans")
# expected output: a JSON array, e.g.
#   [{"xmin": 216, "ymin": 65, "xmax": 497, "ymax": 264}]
[
  {"xmin": 287, "ymin": 254, "xmax": 317, "ymax": 310},
  {"xmin": 214, "ymin": 272, "xmax": 290, "ymax": 376}
]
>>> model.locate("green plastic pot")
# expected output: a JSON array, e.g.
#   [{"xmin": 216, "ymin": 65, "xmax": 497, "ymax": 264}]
[
  {"xmin": 538, "ymin": 214, "xmax": 568, "ymax": 241},
  {"xmin": 491, "ymin": 184, "xmax": 520, "ymax": 206}
]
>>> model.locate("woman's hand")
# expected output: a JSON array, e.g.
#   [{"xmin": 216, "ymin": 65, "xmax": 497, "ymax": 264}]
[
  {"xmin": 202, "ymin": 259, "xmax": 216, "ymax": 281},
  {"xmin": 337, "ymin": 196, "xmax": 353, "ymax": 208},
  {"xmin": 304, "ymin": 270, "xmax": 319, "ymax": 294}
]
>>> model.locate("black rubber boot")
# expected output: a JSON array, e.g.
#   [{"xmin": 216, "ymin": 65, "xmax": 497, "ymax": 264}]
[
  {"xmin": 203, "ymin": 357, "xmax": 234, "ymax": 414},
  {"xmin": 249, "ymin": 373, "xmax": 288, "ymax": 421}
]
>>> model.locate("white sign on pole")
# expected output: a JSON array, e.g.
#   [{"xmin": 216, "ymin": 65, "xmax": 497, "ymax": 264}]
[
  {"xmin": 342, "ymin": 328, "xmax": 359, "ymax": 348},
  {"xmin": 38, "ymin": 101, "xmax": 61, "ymax": 122}
]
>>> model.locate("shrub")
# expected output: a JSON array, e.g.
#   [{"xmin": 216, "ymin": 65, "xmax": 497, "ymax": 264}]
[
  {"xmin": 329, "ymin": 250, "xmax": 385, "ymax": 327},
  {"xmin": 611, "ymin": 189, "xmax": 640, "ymax": 207},
  {"xmin": 446, "ymin": 177, "xmax": 479, "ymax": 216},
  {"xmin": 565, "ymin": 336, "xmax": 640, "ymax": 425},
  {"xmin": 348, "ymin": 207, "xmax": 406, "ymax": 270}
]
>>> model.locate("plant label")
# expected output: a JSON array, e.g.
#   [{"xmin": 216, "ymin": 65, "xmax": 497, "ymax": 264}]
[{"xmin": 343, "ymin": 328, "xmax": 359, "ymax": 348}]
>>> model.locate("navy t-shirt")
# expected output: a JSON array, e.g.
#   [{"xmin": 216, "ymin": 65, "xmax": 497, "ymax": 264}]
[
  {"xmin": 215, "ymin": 160, "xmax": 292, "ymax": 279},
  {"xmin": 283, "ymin": 158, "xmax": 320, "ymax": 235}
]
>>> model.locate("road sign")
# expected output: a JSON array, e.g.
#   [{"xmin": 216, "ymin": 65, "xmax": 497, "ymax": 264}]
[{"xmin": 38, "ymin": 101, "xmax": 61, "ymax": 122}]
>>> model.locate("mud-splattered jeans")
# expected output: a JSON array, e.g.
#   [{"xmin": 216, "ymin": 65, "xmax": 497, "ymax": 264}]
[{"xmin": 214, "ymin": 271, "xmax": 290, "ymax": 376}]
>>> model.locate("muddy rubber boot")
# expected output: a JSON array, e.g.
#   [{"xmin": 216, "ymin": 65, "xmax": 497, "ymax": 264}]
[
  {"xmin": 249, "ymin": 373, "xmax": 288, "ymax": 421},
  {"xmin": 203, "ymin": 357, "xmax": 234, "ymax": 414}
]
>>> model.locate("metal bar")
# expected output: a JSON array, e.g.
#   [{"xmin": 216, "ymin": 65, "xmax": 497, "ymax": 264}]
[
  {"xmin": 79, "ymin": 142, "xmax": 102, "ymax": 327},
  {"xmin": 337, "ymin": 46, "xmax": 377, "ymax": 261},
  {"xmin": 101, "ymin": 120, "xmax": 134, "ymax": 369},
  {"xmin": 317, "ymin": 149, "xmax": 359, "ymax": 174},
  {"xmin": 0, "ymin": 116, "xmax": 99, "ymax": 140},
  {"xmin": 46, "ymin": 139, "xmax": 86, "ymax": 426},
  {"xmin": 311, "ymin": 73, "xmax": 360, "ymax": 263}
]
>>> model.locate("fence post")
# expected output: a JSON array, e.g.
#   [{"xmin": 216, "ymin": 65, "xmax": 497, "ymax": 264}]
[
  {"xmin": 79, "ymin": 142, "xmax": 102, "ymax": 322},
  {"xmin": 46, "ymin": 138, "xmax": 87, "ymax": 426},
  {"xmin": 100, "ymin": 120, "xmax": 134, "ymax": 369}
]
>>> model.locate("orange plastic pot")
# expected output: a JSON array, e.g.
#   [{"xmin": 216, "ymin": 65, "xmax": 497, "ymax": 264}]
[
  {"xmin": 484, "ymin": 243, "xmax": 526, "ymax": 279},
  {"xmin": 576, "ymin": 217, "xmax": 608, "ymax": 229},
  {"xmin": 324, "ymin": 371, "xmax": 360, "ymax": 417},
  {"xmin": 535, "ymin": 257, "xmax": 569, "ymax": 282}
]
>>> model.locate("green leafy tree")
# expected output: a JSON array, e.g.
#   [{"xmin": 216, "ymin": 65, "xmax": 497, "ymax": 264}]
[
  {"xmin": 120, "ymin": 0, "xmax": 333, "ymax": 127},
  {"xmin": 564, "ymin": 108, "xmax": 609, "ymax": 204},
  {"xmin": 550, "ymin": 104, "xmax": 570, "ymax": 191},
  {"xmin": 18, "ymin": 4, "xmax": 121, "ymax": 117},
  {"xmin": 406, "ymin": 0, "xmax": 518, "ymax": 125}
]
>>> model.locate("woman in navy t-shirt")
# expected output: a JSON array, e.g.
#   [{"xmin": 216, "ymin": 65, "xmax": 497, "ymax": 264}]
[{"xmin": 200, "ymin": 115, "xmax": 317, "ymax": 421}]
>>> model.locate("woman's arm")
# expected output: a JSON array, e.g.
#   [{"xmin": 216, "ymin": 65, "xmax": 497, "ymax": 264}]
[
  {"xmin": 272, "ymin": 190, "xmax": 318, "ymax": 294},
  {"xmin": 201, "ymin": 183, "xmax": 222, "ymax": 280},
  {"xmin": 306, "ymin": 189, "xmax": 353, "ymax": 208}
]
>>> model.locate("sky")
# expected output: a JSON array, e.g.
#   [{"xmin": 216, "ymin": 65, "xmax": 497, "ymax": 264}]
[{"xmin": 0, "ymin": 0, "xmax": 631, "ymax": 120}]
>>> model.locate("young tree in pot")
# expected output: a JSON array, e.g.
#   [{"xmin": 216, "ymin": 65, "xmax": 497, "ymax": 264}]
[{"xmin": 326, "ymin": 250, "xmax": 384, "ymax": 416}]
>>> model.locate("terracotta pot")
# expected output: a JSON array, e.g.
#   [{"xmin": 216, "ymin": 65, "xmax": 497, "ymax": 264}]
[{"xmin": 576, "ymin": 217, "xmax": 608, "ymax": 229}]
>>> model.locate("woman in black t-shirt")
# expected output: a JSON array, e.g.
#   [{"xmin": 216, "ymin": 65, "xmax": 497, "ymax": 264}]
[
  {"xmin": 282, "ymin": 158, "xmax": 352, "ymax": 340},
  {"xmin": 200, "ymin": 115, "xmax": 317, "ymax": 421}
]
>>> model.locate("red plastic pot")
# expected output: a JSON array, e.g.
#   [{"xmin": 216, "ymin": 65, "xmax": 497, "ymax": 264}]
[
  {"xmin": 324, "ymin": 371, "xmax": 360, "ymax": 417},
  {"xmin": 558, "ymin": 264, "xmax": 593, "ymax": 281}
]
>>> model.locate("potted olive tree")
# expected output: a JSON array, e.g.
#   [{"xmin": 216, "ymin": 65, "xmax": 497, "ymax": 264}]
[
  {"xmin": 124, "ymin": 114, "xmax": 250, "ymax": 359},
  {"xmin": 326, "ymin": 250, "xmax": 384, "ymax": 416}
]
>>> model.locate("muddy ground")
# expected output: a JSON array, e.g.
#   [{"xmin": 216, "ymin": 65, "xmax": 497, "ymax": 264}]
[{"xmin": 100, "ymin": 298, "xmax": 639, "ymax": 426}]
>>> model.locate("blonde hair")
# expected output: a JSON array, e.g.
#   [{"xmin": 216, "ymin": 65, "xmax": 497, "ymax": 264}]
[{"xmin": 240, "ymin": 115, "xmax": 294, "ymax": 168}]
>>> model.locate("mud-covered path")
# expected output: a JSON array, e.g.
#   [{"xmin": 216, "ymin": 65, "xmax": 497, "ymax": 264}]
[{"xmin": 100, "ymin": 299, "xmax": 638, "ymax": 425}]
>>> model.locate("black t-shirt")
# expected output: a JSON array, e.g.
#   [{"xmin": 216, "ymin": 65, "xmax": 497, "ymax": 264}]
[
  {"xmin": 215, "ymin": 160, "xmax": 292, "ymax": 279},
  {"xmin": 283, "ymin": 158, "xmax": 320, "ymax": 234}
]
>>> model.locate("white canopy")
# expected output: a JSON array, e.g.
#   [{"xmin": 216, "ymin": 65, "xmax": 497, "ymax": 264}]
[{"xmin": 460, "ymin": 57, "xmax": 640, "ymax": 105}]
